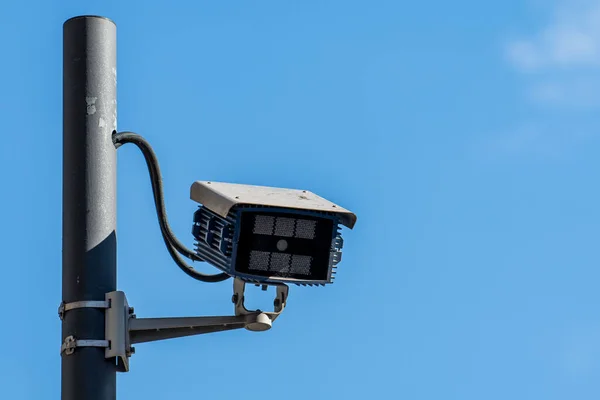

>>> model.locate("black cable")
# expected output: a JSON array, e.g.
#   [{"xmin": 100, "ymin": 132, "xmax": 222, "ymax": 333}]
[
  {"xmin": 113, "ymin": 131, "xmax": 198, "ymax": 260},
  {"xmin": 160, "ymin": 232, "xmax": 229, "ymax": 283},
  {"xmin": 113, "ymin": 130, "xmax": 230, "ymax": 283}
]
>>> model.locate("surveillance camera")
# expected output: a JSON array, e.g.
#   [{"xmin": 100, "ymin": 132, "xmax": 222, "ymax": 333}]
[{"xmin": 190, "ymin": 181, "xmax": 356, "ymax": 286}]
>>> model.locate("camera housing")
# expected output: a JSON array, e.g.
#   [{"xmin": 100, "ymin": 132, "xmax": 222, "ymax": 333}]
[{"xmin": 190, "ymin": 181, "xmax": 356, "ymax": 286}]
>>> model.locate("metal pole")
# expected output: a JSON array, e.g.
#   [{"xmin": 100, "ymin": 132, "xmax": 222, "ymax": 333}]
[{"xmin": 63, "ymin": 16, "xmax": 117, "ymax": 400}]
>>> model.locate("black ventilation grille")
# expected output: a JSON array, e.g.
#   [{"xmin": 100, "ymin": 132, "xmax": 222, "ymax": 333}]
[{"xmin": 192, "ymin": 207, "xmax": 235, "ymax": 272}]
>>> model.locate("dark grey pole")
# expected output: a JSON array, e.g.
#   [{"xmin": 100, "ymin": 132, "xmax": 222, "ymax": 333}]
[{"xmin": 63, "ymin": 16, "xmax": 117, "ymax": 400}]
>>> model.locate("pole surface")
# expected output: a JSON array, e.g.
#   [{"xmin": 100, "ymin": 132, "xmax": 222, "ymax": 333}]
[{"xmin": 63, "ymin": 16, "xmax": 117, "ymax": 400}]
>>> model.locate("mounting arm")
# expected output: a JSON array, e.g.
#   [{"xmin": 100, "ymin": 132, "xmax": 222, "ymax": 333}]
[
  {"xmin": 130, "ymin": 314, "xmax": 256, "ymax": 344},
  {"xmin": 59, "ymin": 279, "xmax": 289, "ymax": 372}
]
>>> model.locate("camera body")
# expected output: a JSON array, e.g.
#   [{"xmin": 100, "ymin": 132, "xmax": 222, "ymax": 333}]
[{"xmin": 190, "ymin": 181, "xmax": 356, "ymax": 286}]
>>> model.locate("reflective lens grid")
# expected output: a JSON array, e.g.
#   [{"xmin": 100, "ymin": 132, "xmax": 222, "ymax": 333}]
[{"xmin": 233, "ymin": 208, "xmax": 340, "ymax": 284}]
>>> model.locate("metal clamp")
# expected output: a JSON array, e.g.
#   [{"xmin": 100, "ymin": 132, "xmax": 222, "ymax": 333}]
[
  {"xmin": 60, "ymin": 335, "xmax": 109, "ymax": 356},
  {"xmin": 57, "ymin": 292, "xmax": 132, "ymax": 372},
  {"xmin": 232, "ymin": 278, "xmax": 288, "ymax": 329},
  {"xmin": 58, "ymin": 300, "xmax": 110, "ymax": 320}
]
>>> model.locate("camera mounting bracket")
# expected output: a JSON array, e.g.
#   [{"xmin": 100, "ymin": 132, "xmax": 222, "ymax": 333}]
[
  {"xmin": 232, "ymin": 278, "xmax": 289, "ymax": 331},
  {"xmin": 58, "ymin": 279, "xmax": 290, "ymax": 372}
]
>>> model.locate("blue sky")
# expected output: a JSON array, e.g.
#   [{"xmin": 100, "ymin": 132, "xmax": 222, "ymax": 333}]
[{"xmin": 2, "ymin": 0, "xmax": 600, "ymax": 398}]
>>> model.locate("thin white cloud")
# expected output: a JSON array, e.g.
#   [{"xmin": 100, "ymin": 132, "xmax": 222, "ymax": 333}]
[
  {"xmin": 528, "ymin": 77, "xmax": 600, "ymax": 108},
  {"xmin": 488, "ymin": 1, "xmax": 600, "ymax": 158},
  {"xmin": 506, "ymin": 1, "xmax": 600, "ymax": 72}
]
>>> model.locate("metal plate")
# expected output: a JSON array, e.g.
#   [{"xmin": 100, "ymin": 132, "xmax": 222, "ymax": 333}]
[{"xmin": 190, "ymin": 181, "xmax": 357, "ymax": 229}]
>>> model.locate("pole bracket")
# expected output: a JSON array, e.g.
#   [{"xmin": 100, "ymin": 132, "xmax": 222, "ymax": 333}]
[
  {"xmin": 60, "ymin": 335, "xmax": 109, "ymax": 356},
  {"xmin": 58, "ymin": 300, "xmax": 110, "ymax": 320},
  {"xmin": 59, "ymin": 281, "xmax": 290, "ymax": 372}
]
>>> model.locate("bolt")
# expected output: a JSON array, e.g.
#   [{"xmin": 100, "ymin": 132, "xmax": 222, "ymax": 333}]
[
  {"xmin": 128, "ymin": 307, "xmax": 135, "ymax": 314},
  {"xmin": 130, "ymin": 347, "xmax": 136, "ymax": 355},
  {"xmin": 232, "ymin": 294, "xmax": 238, "ymax": 304}
]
